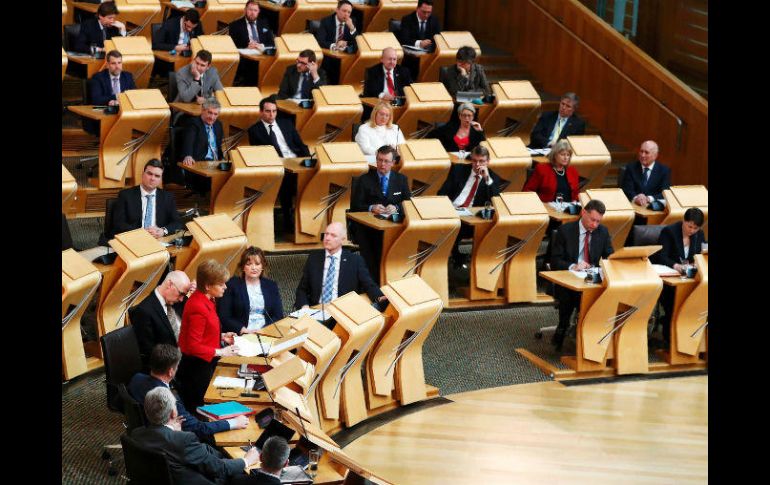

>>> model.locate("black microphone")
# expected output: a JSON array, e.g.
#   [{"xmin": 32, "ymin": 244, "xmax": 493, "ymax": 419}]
[
  {"xmin": 261, "ymin": 305, "xmax": 284, "ymax": 338},
  {"xmin": 302, "ymin": 151, "xmax": 317, "ymax": 168}
]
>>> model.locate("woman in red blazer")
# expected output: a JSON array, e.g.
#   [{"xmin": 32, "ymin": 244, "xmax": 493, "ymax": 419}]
[
  {"xmin": 523, "ymin": 139, "xmax": 580, "ymax": 203},
  {"xmin": 176, "ymin": 259, "xmax": 239, "ymax": 411}
]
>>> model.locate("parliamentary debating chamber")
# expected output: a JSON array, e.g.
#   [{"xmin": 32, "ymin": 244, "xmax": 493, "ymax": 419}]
[{"xmin": 61, "ymin": 0, "xmax": 708, "ymax": 483}]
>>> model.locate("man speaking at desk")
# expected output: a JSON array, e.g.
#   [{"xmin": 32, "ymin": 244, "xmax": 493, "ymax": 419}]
[
  {"xmin": 295, "ymin": 222, "xmax": 385, "ymax": 318},
  {"xmin": 550, "ymin": 199, "xmax": 614, "ymax": 351}
]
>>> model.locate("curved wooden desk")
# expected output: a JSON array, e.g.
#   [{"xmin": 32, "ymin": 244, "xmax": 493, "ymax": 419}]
[
  {"xmin": 366, "ymin": 274, "xmax": 442, "ymax": 415},
  {"xmin": 175, "ymin": 213, "xmax": 249, "ymax": 282},
  {"xmin": 397, "ymin": 83, "xmax": 454, "ymax": 139},
  {"xmin": 480, "ymin": 81, "xmax": 541, "ymax": 143},
  {"xmin": 110, "ymin": 0, "xmax": 162, "ymax": 38},
  {"xmin": 197, "ymin": 0, "xmax": 245, "ymax": 35},
  {"xmin": 103, "ymin": 36, "xmax": 155, "ymax": 89},
  {"xmin": 216, "ymin": 87, "xmax": 264, "ymax": 153},
  {"xmin": 661, "ymin": 252, "xmax": 708, "ymax": 367},
  {"xmin": 318, "ymin": 292, "xmax": 384, "ymax": 431},
  {"xmin": 97, "ymin": 229, "xmax": 170, "ymax": 338},
  {"xmin": 660, "ymin": 185, "xmax": 708, "ymax": 239},
  {"xmin": 62, "ymin": 165, "xmax": 78, "ymax": 214},
  {"xmin": 191, "ymin": 35, "xmax": 240, "ymax": 87},
  {"xmin": 280, "ymin": 0, "xmax": 337, "ymax": 34},
  {"xmin": 384, "ymin": 197, "xmax": 460, "ymax": 306},
  {"xmin": 418, "ymin": 31, "xmax": 480, "ymax": 83},
  {"xmin": 567, "ymin": 135, "xmax": 611, "ymax": 190},
  {"xmin": 260, "ymin": 34, "xmax": 324, "ymax": 96},
  {"xmin": 340, "ymin": 33, "xmax": 403, "ymax": 92},
  {"xmin": 300, "ymin": 85, "xmax": 362, "ymax": 147},
  {"xmin": 62, "ymin": 47, "xmax": 68, "ymax": 82},
  {"xmin": 397, "ymin": 139, "xmax": 451, "ymax": 197},
  {"xmin": 366, "ymin": 0, "xmax": 416, "ymax": 32},
  {"xmin": 579, "ymin": 188, "xmax": 636, "ymax": 251},
  {"xmin": 62, "ymin": 249, "xmax": 103, "ymax": 380},
  {"xmin": 479, "ymin": 137, "xmax": 533, "ymax": 192}
]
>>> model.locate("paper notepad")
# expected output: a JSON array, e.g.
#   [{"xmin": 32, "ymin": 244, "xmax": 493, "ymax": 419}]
[
  {"xmin": 652, "ymin": 264, "xmax": 680, "ymax": 277},
  {"xmin": 213, "ymin": 376, "xmax": 248, "ymax": 389},
  {"xmin": 234, "ymin": 334, "xmax": 271, "ymax": 357}
]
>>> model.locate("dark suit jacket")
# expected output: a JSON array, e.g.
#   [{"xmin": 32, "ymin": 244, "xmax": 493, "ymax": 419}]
[
  {"xmin": 231, "ymin": 471, "xmax": 281, "ymax": 485},
  {"xmin": 247, "ymin": 119, "xmax": 310, "ymax": 157},
  {"xmin": 276, "ymin": 65, "xmax": 328, "ymax": 100},
  {"xmin": 216, "ymin": 276, "xmax": 284, "ymax": 334},
  {"xmin": 429, "ymin": 121, "xmax": 486, "ymax": 152},
  {"xmin": 152, "ymin": 16, "xmax": 204, "ymax": 51},
  {"xmin": 439, "ymin": 64, "xmax": 491, "ymax": 97},
  {"xmin": 398, "ymin": 11, "xmax": 441, "ymax": 51},
  {"xmin": 528, "ymin": 111, "xmax": 586, "ymax": 149},
  {"xmin": 294, "ymin": 249, "xmax": 383, "ymax": 309},
  {"xmin": 351, "ymin": 170, "xmax": 411, "ymax": 213},
  {"xmin": 129, "ymin": 291, "xmax": 185, "ymax": 367},
  {"xmin": 111, "ymin": 185, "xmax": 183, "ymax": 238},
  {"xmin": 88, "ymin": 70, "xmax": 136, "ymax": 106},
  {"xmin": 130, "ymin": 425, "xmax": 245, "ymax": 485},
  {"xmin": 362, "ymin": 64, "xmax": 413, "ymax": 98},
  {"xmin": 620, "ymin": 160, "xmax": 672, "ymax": 201},
  {"xmin": 128, "ymin": 374, "xmax": 230, "ymax": 439},
  {"xmin": 315, "ymin": 13, "xmax": 359, "ymax": 49},
  {"xmin": 438, "ymin": 164, "xmax": 501, "ymax": 207},
  {"xmin": 228, "ymin": 16, "xmax": 275, "ymax": 49},
  {"xmin": 656, "ymin": 222, "xmax": 705, "ymax": 268},
  {"xmin": 182, "ymin": 117, "xmax": 224, "ymax": 161},
  {"xmin": 74, "ymin": 17, "xmax": 121, "ymax": 53},
  {"xmin": 551, "ymin": 220, "xmax": 614, "ymax": 270}
]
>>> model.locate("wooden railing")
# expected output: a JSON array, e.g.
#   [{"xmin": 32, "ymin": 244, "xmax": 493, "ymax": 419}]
[{"xmin": 444, "ymin": 0, "xmax": 708, "ymax": 186}]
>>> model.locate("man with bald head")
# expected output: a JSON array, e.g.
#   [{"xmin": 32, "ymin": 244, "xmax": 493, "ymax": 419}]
[
  {"xmin": 130, "ymin": 270, "xmax": 197, "ymax": 369},
  {"xmin": 361, "ymin": 47, "xmax": 413, "ymax": 122},
  {"xmin": 294, "ymin": 222, "xmax": 385, "ymax": 315},
  {"xmin": 621, "ymin": 140, "xmax": 672, "ymax": 206}
]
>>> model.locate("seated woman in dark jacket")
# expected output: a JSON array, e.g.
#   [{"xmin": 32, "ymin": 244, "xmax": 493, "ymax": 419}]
[
  {"xmin": 217, "ymin": 246, "xmax": 284, "ymax": 334},
  {"xmin": 429, "ymin": 102, "xmax": 486, "ymax": 154},
  {"xmin": 654, "ymin": 207, "xmax": 707, "ymax": 345}
]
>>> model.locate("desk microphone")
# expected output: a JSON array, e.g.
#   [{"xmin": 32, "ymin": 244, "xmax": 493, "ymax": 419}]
[{"xmin": 301, "ymin": 151, "xmax": 317, "ymax": 168}]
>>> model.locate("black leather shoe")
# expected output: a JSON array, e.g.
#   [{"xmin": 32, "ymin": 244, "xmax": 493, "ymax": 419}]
[{"xmin": 551, "ymin": 328, "xmax": 566, "ymax": 351}]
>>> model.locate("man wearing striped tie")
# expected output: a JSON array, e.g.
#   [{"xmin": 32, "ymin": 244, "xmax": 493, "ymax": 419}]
[
  {"xmin": 528, "ymin": 92, "xmax": 586, "ymax": 149},
  {"xmin": 294, "ymin": 222, "xmax": 385, "ymax": 319},
  {"xmin": 88, "ymin": 50, "xmax": 135, "ymax": 107}
]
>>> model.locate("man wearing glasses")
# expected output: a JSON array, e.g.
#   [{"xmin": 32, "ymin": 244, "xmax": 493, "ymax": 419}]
[
  {"xmin": 130, "ymin": 271, "xmax": 197, "ymax": 370},
  {"xmin": 275, "ymin": 49, "xmax": 328, "ymax": 101}
]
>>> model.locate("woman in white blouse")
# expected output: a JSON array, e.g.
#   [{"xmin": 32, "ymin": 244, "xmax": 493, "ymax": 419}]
[{"xmin": 355, "ymin": 101, "xmax": 405, "ymax": 155}]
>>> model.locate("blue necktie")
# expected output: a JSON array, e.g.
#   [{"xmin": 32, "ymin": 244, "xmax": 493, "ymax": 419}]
[
  {"xmin": 642, "ymin": 167, "xmax": 650, "ymax": 191},
  {"xmin": 183, "ymin": 30, "xmax": 190, "ymax": 45},
  {"xmin": 143, "ymin": 194, "xmax": 154, "ymax": 228},
  {"xmin": 380, "ymin": 175, "xmax": 388, "ymax": 196},
  {"xmin": 249, "ymin": 22, "xmax": 259, "ymax": 43},
  {"xmin": 205, "ymin": 124, "xmax": 216, "ymax": 160},
  {"xmin": 321, "ymin": 255, "xmax": 336, "ymax": 304}
]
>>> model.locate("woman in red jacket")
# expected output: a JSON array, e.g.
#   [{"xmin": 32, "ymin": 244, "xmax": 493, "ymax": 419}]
[
  {"xmin": 176, "ymin": 259, "xmax": 239, "ymax": 411},
  {"xmin": 523, "ymin": 139, "xmax": 580, "ymax": 203}
]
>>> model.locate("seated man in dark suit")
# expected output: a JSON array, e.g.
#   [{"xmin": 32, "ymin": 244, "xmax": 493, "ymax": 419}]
[
  {"xmin": 360, "ymin": 47, "xmax": 413, "ymax": 122},
  {"xmin": 180, "ymin": 97, "xmax": 224, "ymax": 193},
  {"xmin": 653, "ymin": 207, "xmax": 706, "ymax": 347},
  {"xmin": 131, "ymin": 386, "xmax": 258, "ymax": 484},
  {"xmin": 621, "ymin": 140, "xmax": 672, "ymax": 207},
  {"xmin": 275, "ymin": 50, "xmax": 327, "ymax": 101},
  {"xmin": 439, "ymin": 46, "xmax": 491, "ymax": 98},
  {"xmin": 130, "ymin": 271, "xmax": 194, "ymax": 367},
  {"xmin": 84, "ymin": 49, "xmax": 136, "ymax": 135},
  {"xmin": 229, "ymin": 0, "xmax": 275, "ymax": 86},
  {"xmin": 151, "ymin": 8, "xmax": 203, "ymax": 53},
  {"xmin": 73, "ymin": 1, "xmax": 126, "ymax": 54},
  {"xmin": 398, "ymin": 0, "xmax": 442, "ymax": 79},
  {"xmin": 315, "ymin": 0, "xmax": 360, "ymax": 83},
  {"xmin": 129, "ymin": 344, "xmax": 248, "ymax": 442},
  {"xmin": 350, "ymin": 145, "xmax": 411, "ymax": 282},
  {"xmin": 231, "ymin": 437, "xmax": 290, "ymax": 485},
  {"xmin": 550, "ymin": 199, "xmax": 614, "ymax": 351},
  {"xmin": 295, "ymin": 222, "xmax": 386, "ymax": 315},
  {"xmin": 248, "ymin": 96, "xmax": 310, "ymax": 233},
  {"xmin": 111, "ymin": 159, "xmax": 183, "ymax": 240},
  {"xmin": 528, "ymin": 92, "xmax": 586, "ymax": 149},
  {"xmin": 438, "ymin": 145, "xmax": 502, "ymax": 268}
]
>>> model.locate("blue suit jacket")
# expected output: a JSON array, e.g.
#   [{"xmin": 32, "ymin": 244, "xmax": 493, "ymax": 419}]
[
  {"xmin": 73, "ymin": 17, "xmax": 122, "ymax": 53},
  {"xmin": 128, "ymin": 373, "xmax": 230, "ymax": 440},
  {"xmin": 88, "ymin": 70, "xmax": 136, "ymax": 105},
  {"xmin": 621, "ymin": 160, "xmax": 672, "ymax": 201},
  {"xmin": 216, "ymin": 276, "xmax": 284, "ymax": 334}
]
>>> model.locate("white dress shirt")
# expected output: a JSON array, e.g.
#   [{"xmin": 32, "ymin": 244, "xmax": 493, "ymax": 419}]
[
  {"xmin": 355, "ymin": 123, "xmax": 405, "ymax": 155},
  {"xmin": 331, "ymin": 17, "xmax": 355, "ymax": 49},
  {"xmin": 451, "ymin": 169, "xmax": 493, "ymax": 207},
  {"xmin": 319, "ymin": 248, "xmax": 343, "ymax": 304},
  {"xmin": 140, "ymin": 186, "xmax": 158, "ymax": 228},
  {"xmin": 261, "ymin": 120, "xmax": 297, "ymax": 158}
]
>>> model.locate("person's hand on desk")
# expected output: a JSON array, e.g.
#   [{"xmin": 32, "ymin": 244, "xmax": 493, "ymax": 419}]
[
  {"xmin": 229, "ymin": 414, "xmax": 249, "ymax": 430},
  {"xmin": 216, "ymin": 345, "xmax": 239, "ymax": 357},
  {"xmin": 632, "ymin": 194, "xmax": 649, "ymax": 206},
  {"xmin": 175, "ymin": 44, "xmax": 191, "ymax": 53},
  {"xmin": 182, "ymin": 156, "xmax": 196, "ymax": 167},
  {"xmin": 377, "ymin": 295, "xmax": 388, "ymax": 304},
  {"xmin": 222, "ymin": 332, "xmax": 237, "ymax": 345},
  {"xmin": 248, "ymin": 40, "xmax": 265, "ymax": 50},
  {"xmin": 384, "ymin": 204, "xmax": 397, "ymax": 215},
  {"xmin": 146, "ymin": 226, "xmax": 166, "ymax": 239},
  {"xmin": 108, "ymin": 99, "xmax": 119, "ymax": 107},
  {"xmin": 570, "ymin": 261, "xmax": 592, "ymax": 271},
  {"xmin": 334, "ymin": 40, "xmax": 348, "ymax": 51},
  {"xmin": 419, "ymin": 39, "xmax": 433, "ymax": 50},
  {"xmin": 379, "ymin": 92, "xmax": 395, "ymax": 101},
  {"xmin": 370, "ymin": 204, "xmax": 388, "ymax": 215},
  {"xmin": 243, "ymin": 446, "xmax": 260, "ymax": 468}
]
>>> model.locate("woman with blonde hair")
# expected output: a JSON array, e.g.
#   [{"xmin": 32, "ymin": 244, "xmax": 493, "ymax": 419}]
[
  {"xmin": 355, "ymin": 100, "xmax": 405, "ymax": 155},
  {"xmin": 523, "ymin": 139, "xmax": 580, "ymax": 203}
]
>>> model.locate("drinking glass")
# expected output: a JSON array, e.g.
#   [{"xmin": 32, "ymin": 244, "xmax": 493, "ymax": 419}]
[
  {"xmin": 555, "ymin": 193, "xmax": 564, "ymax": 212},
  {"xmin": 308, "ymin": 449, "xmax": 321, "ymax": 478}
]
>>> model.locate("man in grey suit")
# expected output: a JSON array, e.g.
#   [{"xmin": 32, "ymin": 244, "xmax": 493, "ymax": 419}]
[
  {"xmin": 175, "ymin": 50, "xmax": 224, "ymax": 103},
  {"xmin": 439, "ymin": 46, "xmax": 491, "ymax": 98},
  {"xmin": 131, "ymin": 386, "xmax": 259, "ymax": 484}
]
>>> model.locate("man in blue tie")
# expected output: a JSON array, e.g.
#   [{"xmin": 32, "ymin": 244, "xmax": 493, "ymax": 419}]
[
  {"xmin": 294, "ymin": 222, "xmax": 385, "ymax": 316},
  {"xmin": 180, "ymin": 98, "xmax": 224, "ymax": 194},
  {"xmin": 109, "ymin": 159, "xmax": 183, "ymax": 241},
  {"xmin": 620, "ymin": 140, "xmax": 672, "ymax": 207},
  {"xmin": 349, "ymin": 146, "xmax": 411, "ymax": 282}
]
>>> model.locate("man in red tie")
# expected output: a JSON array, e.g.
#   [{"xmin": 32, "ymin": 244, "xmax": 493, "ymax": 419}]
[
  {"xmin": 438, "ymin": 145, "xmax": 502, "ymax": 268},
  {"xmin": 549, "ymin": 199, "xmax": 614, "ymax": 351},
  {"xmin": 361, "ymin": 47, "xmax": 414, "ymax": 121}
]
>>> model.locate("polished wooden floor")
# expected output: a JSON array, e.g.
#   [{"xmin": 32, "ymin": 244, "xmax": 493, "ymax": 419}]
[{"xmin": 344, "ymin": 376, "xmax": 707, "ymax": 484}]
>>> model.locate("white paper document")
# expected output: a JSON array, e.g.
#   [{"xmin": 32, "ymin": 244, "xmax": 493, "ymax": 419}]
[
  {"xmin": 234, "ymin": 335, "xmax": 270, "ymax": 357},
  {"xmin": 213, "ymin": 376, "xmax": 247, "ymax": 389},
  {"xmin": 652, "ymin": 264, "xmax": 680, "ymax": 277},
  {"xmin": 171, "ymin": 1, "xmax": 195, "ymax": 8},
  {"xmin": 569, "ymin": 269, "xmax": 588, "ymax": 279},
  {"xmin": 289, "ymin": 308, "xmax": 331, "ymax": 322},
  {"xmin": 238, "ymin": 48, "xmax": 262, "ymax": 56},
  {"xmin": 268, "ymin": 334, "xmax": 309, "ymax": 356},
  {"xmin": 455, "ymin": 207, "xmax": 474, "ymax": 216},
  {"xmin": 527, "ymin": 148, "xmax": 551, "ymax": 156}
]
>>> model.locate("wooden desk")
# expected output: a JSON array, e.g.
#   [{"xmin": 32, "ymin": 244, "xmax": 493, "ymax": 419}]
[
  {"xmin": 360, "ymin": 97, "xmax": 406, "ymax": 122},
  {"xmin": 545, "ymin": 204, "xmax": 580, "ymax": 223},
  {"xmin": 213, "ymin": 414, "xmax": 265, "ymax": 447},
  {"xmin": 224, "ymin": 447, "xmax": 346, "ymax": 484},
  {"xmin": 633, "ymin": 205, "xmax": 667, "ymax": 225},
  {"xmin": 238, "ymin": 51, "xmax": 275, "ymax": 86},
  {"xmin": 321, "ymin": 48, "xmax": 356, "ymax": 85},
  {"xmin": 75, "ymin": 0, "xmax": 161, "ymax": 38},
  {"xmin": 66, "ymin": 53, "xmax": 105, "ymax": 79},
  {"xmin": 366, "ymin": 0, "xmax": 416, "ymax": 32},
  {"xmin": 277, "ymin": 99, "xmax": 313, "ymax": 131},
  {"xmin": 153, "ymin": 49, "xmax": 191, "ymax": 73},
  {"xmin": 176, "ymin": 161, "xmax": 231, "ymax": 212},
  {"xmin": 346, "ymin": 212, "xmax": 403, "ymax": 286},
  {"xmin": 204, "ymin": 365, "xmax": 273, "ymax": 406}
]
